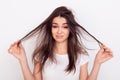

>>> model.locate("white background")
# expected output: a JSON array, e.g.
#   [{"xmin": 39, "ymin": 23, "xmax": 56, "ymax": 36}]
[{"xmin": 0, "ymin": 0, "xmax": 120, "ymax": 80}]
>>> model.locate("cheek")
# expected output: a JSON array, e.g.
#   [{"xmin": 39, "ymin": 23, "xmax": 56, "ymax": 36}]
[
  {"xmin": 65, "ymin": 30, "xmax": 70, "ymax": 37},
  {"xmin": 51, "ymin": 28, "xmax": 56, "ymax": 36}
]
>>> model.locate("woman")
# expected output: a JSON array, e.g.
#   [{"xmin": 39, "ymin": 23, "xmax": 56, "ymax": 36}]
[{"xmin": 8, "ymin": 6, "xmax": 113, "ymax": 80}]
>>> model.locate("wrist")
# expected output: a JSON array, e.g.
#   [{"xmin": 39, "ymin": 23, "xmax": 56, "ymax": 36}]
[
  {"xmin": 18, "ymin": 57, "xmax": 28, "ymax": 64},
  {"xmin": 94, "ymin": 61, "xmax": 101, "ymax": 67}
]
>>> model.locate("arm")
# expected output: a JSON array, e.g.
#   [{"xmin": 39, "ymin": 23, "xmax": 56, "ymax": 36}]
[
  {"xmin": 19, "ymin": 56, "xmax": 42, "ymax": 80},
  {"xmin": 8, "ymin": 41, "xmax": 42, "ymax": 80},
  {"xmin": 79, "ymin": 63, "xmax": 89, "ymax": 80},
  {"xmin": 88, "ymin": 44, "xmax": 113, "ymax": 80},
  {"xmin": 87, "ymin": 61, "xmax": 101, "ymax": 80},
  {"xmin": 19, "ymin": 57, "xmax": 34, "ymax": 80},
  {"xmin": 79, "ymin": 62, "xmax": 101, "ymax": 80},
  {"xmin": 33, "ymin": 60, "xmax": 43, "ymax": 80},
  {"xmin": 79, "ymin": 44, "xmax": 113, "ymax": 80}
]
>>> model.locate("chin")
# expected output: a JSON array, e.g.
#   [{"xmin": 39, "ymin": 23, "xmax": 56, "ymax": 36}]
[
  {"xmin": 53, "ymin": 36, "xmax": 68, "ymax": 43},
  {"xmin": 55, "ymin": 39, "xmax": 67, "ymax": 43}
]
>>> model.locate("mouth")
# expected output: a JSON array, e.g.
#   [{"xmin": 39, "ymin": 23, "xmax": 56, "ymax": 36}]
[{"xmin": 56, "ymin": 35, "xmax": 64, "ymax": 39}]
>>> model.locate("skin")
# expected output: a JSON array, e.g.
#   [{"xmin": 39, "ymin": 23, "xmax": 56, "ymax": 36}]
[
  {"xmin": 51, "ymin": 16, "xmax": 70, "ymax": 54},
  {"xmin": 8, "ymin": 16, "xmax": 113, "ymax": 80}
]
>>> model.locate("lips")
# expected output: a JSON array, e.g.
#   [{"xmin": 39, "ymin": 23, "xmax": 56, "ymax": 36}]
[{"xmin": 56, "ymin": 35, "xmax": 64, "ymax": 38}]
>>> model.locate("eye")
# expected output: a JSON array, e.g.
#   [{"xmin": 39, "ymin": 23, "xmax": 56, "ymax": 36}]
[
  {"xmin": 63, "ymin": 26, "xmax": 69, "ymax": 28},
  {"xmin": 52, "ymin": 26, "xmax": 58, "ymax": 28}
]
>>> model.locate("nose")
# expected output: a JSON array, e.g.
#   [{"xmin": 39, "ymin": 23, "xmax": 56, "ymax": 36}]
[{"xmin": 57, "ymin": 27, "xmax": 62, "ymax": 34}]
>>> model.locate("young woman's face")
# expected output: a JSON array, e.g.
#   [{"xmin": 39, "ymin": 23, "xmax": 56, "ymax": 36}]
[{"xmin": 51, "ymin": 16, "xmax": 70, "ymax": 43}]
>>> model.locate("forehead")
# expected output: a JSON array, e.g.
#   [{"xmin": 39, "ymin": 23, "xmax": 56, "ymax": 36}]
[{"xmin": 52, "ymin": 16, "xmax": 67, "ymax": 24}]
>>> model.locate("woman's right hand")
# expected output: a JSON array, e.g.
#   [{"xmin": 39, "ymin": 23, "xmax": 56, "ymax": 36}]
[{"xmin": 8, "ymin": 41, "xmax": 27, "ymax": 62}]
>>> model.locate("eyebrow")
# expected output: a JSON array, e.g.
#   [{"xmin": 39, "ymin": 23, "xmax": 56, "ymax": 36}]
[{"xmin": 52, "ymin": 23, "xmax": 68, "ymax": 25}]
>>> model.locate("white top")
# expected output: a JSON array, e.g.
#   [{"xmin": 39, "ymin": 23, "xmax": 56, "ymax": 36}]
[{"xmin": 42, "ymin": 54, "xmax": 89, "ymax": 80}]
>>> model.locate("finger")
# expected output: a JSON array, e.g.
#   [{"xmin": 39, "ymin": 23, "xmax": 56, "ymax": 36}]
[
  {"xmin": 102, "ymin": 56, "xmax": 113, "ymax": 62},
  {"xmin": 99, "ymin": 44, "xmax": 106, "ymax": 52},
  {"xmin": 8, "ymin": 48, "xmax": 12, "ymax": 53},
  {"xmin": 107, "ymin": 51, "xmax": 113, "ymax": 57},
  {"xmin": 19, "ymin": 43, "xmax": 24, "ymax": 49},
  {"xmin": 103, "ymin": 52, "xmax": 113, "ymax": 59},
  {"xmin": 100, "ymin": 44, "xmax": 106, "ymax": 48},
  {"xmin": 100, "ymin": 44, "xmax": 113, "ymax": 53},
  {"xmin": 8, "ymin": 43, "xmax": 19, "ymax": 53},
  {"xmin": 98, "ymin": 47, "xmax": 104, "ymax": 53},
  {"xmin": 13, "ymin": 41, "xmax": 22, "ymax": 49},
  {"xmin": 103, "ymin": 48, "xmax": 113, "ymax": 56},
  {"xmin": 8, "ymin": 44, "xmax": 14, "ymax": 53},
  {"xmin": 105, "ymin": 48, "xmax": 113, "ymax": 53},
  {"xmin": 102, "ymin": 45, "xmax": 112, "ymax": 52},
  {"xmin": 101, "ymin": 52, "xmax": 113, "ymax": 60},
  {"xmin": 100, "ymin": 44, "xmax": 110, "ymax": 50}
]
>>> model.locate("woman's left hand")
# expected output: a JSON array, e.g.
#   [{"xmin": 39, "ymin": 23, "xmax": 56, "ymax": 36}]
[{"xmin": 95, "ymin": 44, "xmax": 113, "ymax": 65}]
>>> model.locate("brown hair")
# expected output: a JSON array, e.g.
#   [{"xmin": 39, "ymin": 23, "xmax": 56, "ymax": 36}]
[{"xmin": 18, "ymin": 6, "xmax": 102, "ymax": 72}]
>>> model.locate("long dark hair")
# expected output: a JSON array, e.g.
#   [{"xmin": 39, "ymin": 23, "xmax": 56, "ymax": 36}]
[{"xmin": 18, "ymin": 6, "xmax": 102, "ymax": 72}]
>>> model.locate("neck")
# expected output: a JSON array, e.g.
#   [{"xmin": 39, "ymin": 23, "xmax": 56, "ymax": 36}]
[{"xmin": 54, "ymin": 41, "xmax": 68, "ymax": 55}]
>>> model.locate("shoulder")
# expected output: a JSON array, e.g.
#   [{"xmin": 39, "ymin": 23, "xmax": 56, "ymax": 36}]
[{"xmin": 77, "ymin": 53, "xmax": 90, "ymax": 66}]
